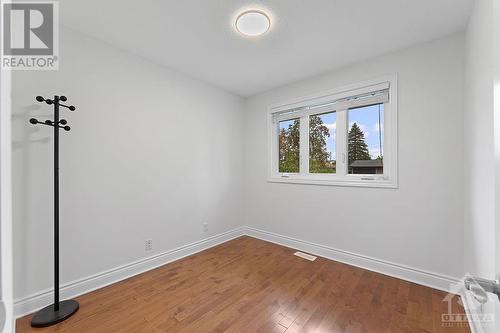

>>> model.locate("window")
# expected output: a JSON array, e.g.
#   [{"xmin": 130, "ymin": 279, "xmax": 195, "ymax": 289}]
[
  {"xmin": 268, "ymin": 76, "xmax": 398, "ymax": 188},
  {"xmin": 279, "ymin": 119, "xmax": 300, "ymax": 173},
  {"xmin": 348, "ymin": 104, "xmax": 384, "ymax": 175},
  {"xmin": 310, "ymin": 112, "xmax": 336, "ymax": 174}
]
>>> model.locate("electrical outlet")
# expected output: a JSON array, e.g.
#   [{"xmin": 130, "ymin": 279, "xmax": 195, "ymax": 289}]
[
  {"xmin": 145, "ymin": 239, "xmax": 153, "ymax": 251},
  {"xmin": 203, "ymin": 222, "xmax": 208, "ymax": 232}
]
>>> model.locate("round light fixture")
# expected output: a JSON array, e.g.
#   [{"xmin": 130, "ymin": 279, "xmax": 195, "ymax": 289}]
[{"xmin": 235, "ymin": 10, "xmax": 271, "ymax": 37}]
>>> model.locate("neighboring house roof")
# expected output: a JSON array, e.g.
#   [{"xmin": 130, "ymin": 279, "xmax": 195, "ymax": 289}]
[{"xmin": 349, "ymin": 160, "xmax": 383, "ymax": 168}]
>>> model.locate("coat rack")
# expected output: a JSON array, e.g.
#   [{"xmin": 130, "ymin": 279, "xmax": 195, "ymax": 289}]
[{"xmin": 29, "ymin": 95, "xmax": 79, "ymax": 327}]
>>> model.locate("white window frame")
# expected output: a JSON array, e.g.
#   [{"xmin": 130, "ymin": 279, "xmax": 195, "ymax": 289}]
[{"xmin": 267, "ymin": 75, "xmax": 398, "ymax": 188}]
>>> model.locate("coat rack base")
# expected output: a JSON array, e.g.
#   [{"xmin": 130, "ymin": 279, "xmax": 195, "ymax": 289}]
[{"xmin": 31, "ymin": 299, "xmax": 79, "ymax": 328}]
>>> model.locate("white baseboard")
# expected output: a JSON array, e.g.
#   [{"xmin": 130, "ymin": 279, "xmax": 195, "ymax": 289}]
[
  {"xmin": 14, "ymin": 225, "xmax": 465, "ymax": 321},
  {"xmin": 14, "ymin": 227, "xmax": 245, "ymax": 318},
  {"xmin": 244, "ymin": 226, "xmax": 461, "ymax": 293}
]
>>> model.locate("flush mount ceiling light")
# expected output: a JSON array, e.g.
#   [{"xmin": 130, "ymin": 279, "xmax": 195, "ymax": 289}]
[{"xmin": 235, "ymin": 10, "xmax": 271, "ymax": 37}]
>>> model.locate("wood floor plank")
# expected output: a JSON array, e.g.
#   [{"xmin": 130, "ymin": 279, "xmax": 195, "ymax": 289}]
[{"xmin": 16, "ymin": 236, "xmax": 470, "ymax": 332}]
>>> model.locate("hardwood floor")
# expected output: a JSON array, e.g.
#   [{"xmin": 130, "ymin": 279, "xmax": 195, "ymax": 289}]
[{"xmin": 17, "ymin": 236, "xmax": 470, "ymax": 332}]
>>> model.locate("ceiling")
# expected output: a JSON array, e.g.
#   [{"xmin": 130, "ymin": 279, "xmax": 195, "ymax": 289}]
[{"xmin": 61, "ymin": 0, "xmax": 474, "ymax": 97}]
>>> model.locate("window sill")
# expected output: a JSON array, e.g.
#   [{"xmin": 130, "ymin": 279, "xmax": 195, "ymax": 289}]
[{"xmin": 267, "ymin": 175, "xmax": 398, "ymax": 189}]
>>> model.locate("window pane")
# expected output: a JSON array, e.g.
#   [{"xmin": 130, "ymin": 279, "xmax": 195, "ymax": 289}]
[
  {"xmin": 348, "ymin": 104, "xmax": 384, "ymax": 174},
  {"xmin": 309, "ymin": 112, "xmax": 336, "ymax": 173},
  {"xmin": 278, "ymin": 119, "xmax": 300, "ymax": 173}
]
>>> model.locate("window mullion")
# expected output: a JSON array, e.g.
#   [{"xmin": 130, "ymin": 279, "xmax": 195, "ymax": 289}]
[
  {"xmin": 336, "ymin": 109, "xmax": 347, "ymax": 178},
  {"xmin": 299, "ymin": 116, "xmax": 309, "ymax": 175},
  {"xmin": 272, "ymin": 120, "xmax": 279, "ymax": 174}
]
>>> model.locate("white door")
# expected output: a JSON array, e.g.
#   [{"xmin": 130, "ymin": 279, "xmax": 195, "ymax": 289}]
[{"xmin": 494, "ymin": 1, "xmax": 500, "ymax": 331}]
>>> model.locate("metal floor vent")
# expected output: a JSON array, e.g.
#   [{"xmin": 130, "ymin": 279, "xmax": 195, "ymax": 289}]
[{"xmin": 294, "ymin": 251, "xmax": 317, "ymax": 261}]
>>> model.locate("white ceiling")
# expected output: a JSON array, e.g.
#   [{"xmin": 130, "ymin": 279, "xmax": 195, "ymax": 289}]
[{"xmin": 61, "ymin": 0, "xmax": 474, "ymax": 97}]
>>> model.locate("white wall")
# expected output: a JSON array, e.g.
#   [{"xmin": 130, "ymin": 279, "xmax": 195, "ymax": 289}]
[
  {"xmin": 11, "ymin": 28, "xmax": 244, "ymax": 301},
  {"xmin": 1, "ymin": 61, "xmax": 14, "ymax": 332},
  {"xmin": 495, "ymin": 0, "xmax": 500, "ymax": 331},
  {"xmin": 463, "ymin": 2, "xmax": 498, "ymax": 331},
  {"xmin": 243, "ymin": 35, "xmax": 465, "ymax": 280},
  {"xmin": 463, "ymin": 0, "xmax": 495, "ymax": 279},
  {"xmin": 495, "ymin": 0, "xmax": 500, "ymax": 278}
]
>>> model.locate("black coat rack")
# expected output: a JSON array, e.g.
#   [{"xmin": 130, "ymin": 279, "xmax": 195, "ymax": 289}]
[{"xmin": 29, "ymin": 95, "xmax": 79, "ymax": 327}]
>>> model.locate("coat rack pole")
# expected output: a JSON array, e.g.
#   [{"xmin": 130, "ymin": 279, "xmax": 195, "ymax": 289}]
[
  {"xmin": 53, "ymin": 95, "xmax": 60, "ymax": 311},
  {"xmin": 30, "ymin": 95, "xmax": 79, "ymax": 328}
]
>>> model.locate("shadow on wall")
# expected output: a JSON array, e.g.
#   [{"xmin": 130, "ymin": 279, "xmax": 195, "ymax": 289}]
[{"xmin": 11, "ymin": 102, "xmax": 51, "ymax": 296}]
